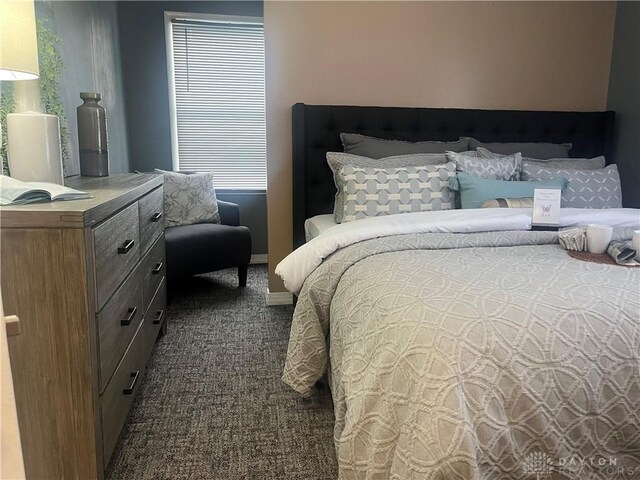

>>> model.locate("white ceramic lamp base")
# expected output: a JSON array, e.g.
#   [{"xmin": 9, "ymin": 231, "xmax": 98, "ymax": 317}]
[{"xmin": 7, "ymin": 111, "xmax": 64, "ymax": 185}]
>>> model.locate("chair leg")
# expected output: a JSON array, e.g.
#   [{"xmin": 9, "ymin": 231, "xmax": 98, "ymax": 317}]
[
  {"xmin": 238, "ymin": 265, "xmax": 248, "ymax": 287},
  {"xmin": 160, "ymin": 317, "xmax": 168, "ymax": 337}
]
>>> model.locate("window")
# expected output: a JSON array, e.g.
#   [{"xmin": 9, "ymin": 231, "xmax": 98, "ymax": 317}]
[{"xmin": 166, "ymin": 13, "xmax": 266, "ymax": 190}]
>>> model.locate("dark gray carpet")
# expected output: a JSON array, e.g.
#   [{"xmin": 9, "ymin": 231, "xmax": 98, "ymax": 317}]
[{"xmin": 106, "ymin": 265, "xmax": 338, "ymax": 479}]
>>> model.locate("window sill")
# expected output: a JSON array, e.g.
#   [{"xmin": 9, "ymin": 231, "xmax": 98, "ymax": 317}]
[{"xmin": 215, "ymin": 188, "xmax": 266, "ymax": 195}]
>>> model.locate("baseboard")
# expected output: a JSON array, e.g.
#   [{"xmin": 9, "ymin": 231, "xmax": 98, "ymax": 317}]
[
  {"xmin": 250, "ymin": 254, "xmax": 268, "ymax": 264},
  {"xmin": 266, "ymin": 289, "xmax": 293, "ymax": 306}
]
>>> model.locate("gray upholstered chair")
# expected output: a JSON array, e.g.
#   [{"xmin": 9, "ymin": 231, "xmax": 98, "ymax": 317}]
[{"xmin": 164, "ymin": 193, "xmax": 252, "ymax": 288}]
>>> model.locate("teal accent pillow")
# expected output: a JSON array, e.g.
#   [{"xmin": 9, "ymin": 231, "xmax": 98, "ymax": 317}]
[{"xmin": 449, "ymin": 173, "xmax": 568, "ymax": 209}]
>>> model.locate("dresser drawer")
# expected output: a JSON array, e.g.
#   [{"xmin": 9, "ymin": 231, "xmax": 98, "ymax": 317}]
[
  {"xmin": 138, "ymin": 187, "xmax": 164, "ymax": 255},
  {"xmin": 142, "ymin": 235, "xmax": 165, "ymax": 313},
  {"xmin": 142, "ymin": 278, "xmax": 166, "ymax": 359},
  {"xmin": 97, "ymin": 266, "xmax": 144, "ymax": 393},
  {"xmin": 94, "ymin": 203, "xmax": 141, "ymax": 309},
  {"xmin": 101, "ymin": 321, "xmax": 147, "ymax": 465}
]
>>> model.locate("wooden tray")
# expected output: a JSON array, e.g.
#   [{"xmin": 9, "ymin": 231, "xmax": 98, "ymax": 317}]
[{"xmin": 567, "ymin": 250, "xmax": 639, "ymax": 267}]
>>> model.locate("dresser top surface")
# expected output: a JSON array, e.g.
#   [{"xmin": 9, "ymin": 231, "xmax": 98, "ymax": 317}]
[{"xmin": 0, "ymin": 174, "xmax": 163, "ymax": 228}]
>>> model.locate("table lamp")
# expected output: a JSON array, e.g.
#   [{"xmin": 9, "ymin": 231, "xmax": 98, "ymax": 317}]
[{"xmin": 1, "ymin": 0, "xmax": 64, "ymax": 185}]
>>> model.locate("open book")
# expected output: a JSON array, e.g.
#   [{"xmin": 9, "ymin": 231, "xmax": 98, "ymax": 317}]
[{"xmin": 0, "ymin": 175, "xmax": 92, "ymax": 206}]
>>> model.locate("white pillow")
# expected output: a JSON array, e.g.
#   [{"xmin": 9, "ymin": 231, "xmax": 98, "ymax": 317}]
[{"xmin": 155, "ymin": 169, "xmax": 220, "ymax": 227}]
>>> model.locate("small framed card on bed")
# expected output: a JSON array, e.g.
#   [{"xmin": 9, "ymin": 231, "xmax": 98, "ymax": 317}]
[{"xmin": 531, "ymin": 188, "xmax": 562, "ymax": 230}]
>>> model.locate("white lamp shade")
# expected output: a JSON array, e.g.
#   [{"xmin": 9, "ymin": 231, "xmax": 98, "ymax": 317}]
[{"xmin": 0, "ymin": 0, "xmax": 39, "ymax": 81}]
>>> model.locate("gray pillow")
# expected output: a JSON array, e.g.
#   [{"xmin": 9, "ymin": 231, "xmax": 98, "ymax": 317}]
[
  {"xmin": 456, "ymin": 150, "xmax": 479, "ymax": 157},
  {"xmin": 521, "ymin": 164, "xmax": 622, "ymax": 208},
  {"xmin": 467, "ymin": 138, "xmax": 572, "ymax": 159},
  {"xmin": 523, "ymin": 157, "xmax": 606, "ymax": 171},
  {"xmin": 476, "ymin": 147, "xmax": 605, "ymax": 170},
  {"xmin": 339, "ymin": 162, "xmax": 456, "ymax": 222},
  {"xmin": 340, "ymin": 133, "xmax": 469, "ymax": 158},
  {"xmin": 327, "ymin": 152, "xmax": 448, "ymax": 223},
  {"xmin": 155, "ymin": 169, "xmax": 220, "ymax": 227},
  {"xmin": 446, "ymin": 151, "xmax": 521, "ymax": 180}
]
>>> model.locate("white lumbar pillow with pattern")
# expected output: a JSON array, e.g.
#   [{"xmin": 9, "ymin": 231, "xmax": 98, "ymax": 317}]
[
  {"xmin": 327, "ymin": 152, "xmax": 449, "ymax": 223},
  {"xmin": 339, "ymin": 162, "xmax": 456, "ymax": 223}
]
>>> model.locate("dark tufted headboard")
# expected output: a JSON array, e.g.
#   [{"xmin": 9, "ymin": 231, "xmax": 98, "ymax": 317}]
[{"xmin": 292, "ymin": 103, "xmax": 615, "ymax": 247}]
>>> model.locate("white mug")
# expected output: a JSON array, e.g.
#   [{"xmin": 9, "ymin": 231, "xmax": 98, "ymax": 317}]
[
  {"xmin": 586, "ymin": 224, "xmax": 613, "ymax": 254},
  {"xmin": 633, "ymin": 230, "xmax": 640, "ymax": 261}
]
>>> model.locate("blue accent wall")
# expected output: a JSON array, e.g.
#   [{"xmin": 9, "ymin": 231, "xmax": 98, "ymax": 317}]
[
  {"xmin": 117, "ymin": 1, "xmax": 263, "ymax": 173},
  {"xmin": 36, "ymin": 1, "xmax": 129, "ymax": 175},
  {"xmin": 117, "ymin": 1, "xmax": 267, "ymax": 255}
]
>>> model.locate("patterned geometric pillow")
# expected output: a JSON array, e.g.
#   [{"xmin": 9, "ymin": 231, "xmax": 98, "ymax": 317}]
[
  {"xmin": 339, "ymin": 162, "xmax": 456, "ymax": 223},
  {"xmin": 446, "ymin": 151, "xmax": 521, "ymax": 180},
  {"xmin": 155, "ymin": 169, "xmax": 220, "ymax": 227},
  {"xmin": 327, "ymin": 152, "xmax": 449, "ymax": 223},
  {"xmin": 521, "ymin": 164, "xmax": 622, "ymax": 208}
]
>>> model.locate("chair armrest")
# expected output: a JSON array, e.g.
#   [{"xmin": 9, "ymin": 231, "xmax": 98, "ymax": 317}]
[{"xmin": 217, "ymin": 200, "xmax": 240, "ymax": 226}]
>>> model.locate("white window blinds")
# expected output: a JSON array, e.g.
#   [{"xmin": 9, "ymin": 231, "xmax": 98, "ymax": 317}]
[{"xmin": 170, "ymin": 18, "xmax": 266, "ymax": 189}]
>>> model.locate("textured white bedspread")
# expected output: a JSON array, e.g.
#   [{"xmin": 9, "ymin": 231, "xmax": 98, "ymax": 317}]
[{"xmin": 283, "ymin": 226, "xmax": 640, "ymax": 479}]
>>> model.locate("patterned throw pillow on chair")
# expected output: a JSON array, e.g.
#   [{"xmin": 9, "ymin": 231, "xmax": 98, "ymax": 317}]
[
  {"xmin": 155, "ymin": 169, "xmax": 221, "ymax": 227},
  {"xmin": 339, "ymin": 162, "xmax": 456, "ymax": 222}
]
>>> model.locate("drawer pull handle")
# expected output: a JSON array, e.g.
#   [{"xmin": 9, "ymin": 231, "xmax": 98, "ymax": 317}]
[
  {"xmin": 152, "ymin": 262, "xmax": 163, "ymax": 275},
  {"xmin": 123, "ymin": 370, "xmax": 140, "ymax": 395},
  {"xmin": 118, "ymin": 239, "xmax": 135, "ymax": 254},
  {"xmin": 153, "ymin": 310, "xmax": 164, "ymax": 325},
  {"xmin": 121, "ymin": 306, "xmax": 137, "ymax": 326},
  {"xmin": 150, "ymin": 212, "xmax": 163, "ymax": 222},
  {"xmin": 4, "ymin": 315, "xmax": 20, "ymax": 337}
]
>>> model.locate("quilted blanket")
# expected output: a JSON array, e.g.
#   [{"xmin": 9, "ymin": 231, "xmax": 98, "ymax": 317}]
[{"xmin": 282, "ymin": 229, "xmax": 640, "ymax": 479}]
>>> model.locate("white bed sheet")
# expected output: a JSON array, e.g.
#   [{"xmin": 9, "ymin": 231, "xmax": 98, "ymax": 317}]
[
  {"xmin": 281, "ymin": 208, "xmax": 640, "ymax": 295},
  {"xmin": 304, "ymin": 214, "xmax": 339, "ymax": 242}
]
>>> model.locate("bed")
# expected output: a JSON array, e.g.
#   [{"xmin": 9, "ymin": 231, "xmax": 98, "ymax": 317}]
[{"xmin": 279, "ymin": 104, "xmax": 640, "ymax": 479}]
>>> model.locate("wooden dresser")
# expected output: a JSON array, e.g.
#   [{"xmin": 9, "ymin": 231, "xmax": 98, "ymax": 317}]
[{"xmin": 0, "ymin": 174, "xmax": 167, "ymax": 479}]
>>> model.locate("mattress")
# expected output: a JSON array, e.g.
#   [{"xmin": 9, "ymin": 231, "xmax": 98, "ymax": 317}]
[{"xmin": 304, "ymin": 214, "xmax": 338, "ymax": 242}]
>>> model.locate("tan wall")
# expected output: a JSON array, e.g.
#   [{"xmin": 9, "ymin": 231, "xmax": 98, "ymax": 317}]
[{"xmin": 265, "ymin": 1, "xmax": 616, "ymax": 293}]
